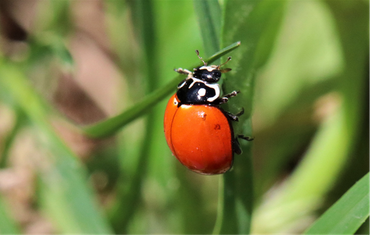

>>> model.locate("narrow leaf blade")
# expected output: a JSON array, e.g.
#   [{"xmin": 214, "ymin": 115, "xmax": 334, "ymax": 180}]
[
  {"xmin": 304, "ymin": 173, "xmax": 370, "ymax": 234},
  {"xmin": 215, "ymin": 0, "xmax": 286, "ymax": 234}
]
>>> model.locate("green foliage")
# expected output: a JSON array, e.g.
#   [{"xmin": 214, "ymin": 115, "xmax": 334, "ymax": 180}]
[
  {"xmin": 0, "ymin": 0, "xmax": 368, "ymax": 234},
  {"xmin": 0, "ymin": 63, "xmax": 112, "ymax": 233}
]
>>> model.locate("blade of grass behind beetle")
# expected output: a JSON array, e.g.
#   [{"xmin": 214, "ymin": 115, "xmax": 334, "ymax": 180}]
[{"xmin": 214, "ymin": 0, "xmax": 286, "ymax": 234}]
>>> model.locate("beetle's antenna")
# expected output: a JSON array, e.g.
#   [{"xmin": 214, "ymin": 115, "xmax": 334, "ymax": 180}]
[
  {"xmin": 217, "ymin": 56, "xmax": 231, "ymax": 69},
  {"xmin": 195, "ymin": 50, "xmax": 207, "ymax": 66}
]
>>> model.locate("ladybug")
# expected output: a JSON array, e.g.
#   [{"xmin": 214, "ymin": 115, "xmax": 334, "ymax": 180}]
[{"xmin": 164, "ymin": 50, "xmax": 253, "ymax": 175}]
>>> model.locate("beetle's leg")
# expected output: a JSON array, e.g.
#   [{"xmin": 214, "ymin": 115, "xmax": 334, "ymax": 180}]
[
  {"xmin": 175, "ymin": 68, "xmax": 192, "ymax": 76},
  {"xmin": 216, "ymin": 90, "xmax": 240, "ymax": 104},
  {"xmin": 224, "ymin": 90, "xmax": 239, "ymax": 99},
  {"xmin": 234, "ymin": 108, "xmax": 244, "ymax": 117},
  {"xmin": 232, "ymin": 134, "xmax": 254, "ymax": 155},
  {"xmin": 237, "ymin": 134, "xmax": 254, "ymax": 141},
  {"xmin": 232, "ymin": 138, "xmax": 242, "ymax": 154},
  {"xmin": 224, "ymin": 108, "xmax": 244, "ymax": 122}
]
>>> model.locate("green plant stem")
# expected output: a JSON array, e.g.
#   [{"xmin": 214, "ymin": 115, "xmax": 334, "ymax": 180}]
[{"xmin": 214, "ymin": 141, "xmax": 254, "ymax": 234}]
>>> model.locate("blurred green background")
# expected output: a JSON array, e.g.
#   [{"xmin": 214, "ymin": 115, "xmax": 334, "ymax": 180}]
[{"xmin": 0, "ymin": 0, "xmax": 368, "ymax": 234}]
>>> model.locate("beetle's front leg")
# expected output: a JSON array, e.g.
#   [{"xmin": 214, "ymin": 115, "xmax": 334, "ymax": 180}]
[
  {"xmin": 215, "ymin": 90, "xmax": 240, "ymax": 105},
  {"xmin": 224, "ymin": 108, "xmax": 244, "ymax": 122},
  {"xmin": 175, "ymin": 68, "xmax": 192, "ymax": 76},
  {"xmin": 224, "ymin": 90, "xmax": 239, "ymax": 99}
]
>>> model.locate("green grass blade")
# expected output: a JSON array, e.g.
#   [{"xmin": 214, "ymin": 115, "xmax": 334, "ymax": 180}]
[
  {"xmin": 193, "ymin": 0, "xmax": 221, "ymax": 56},
  {"xmin": 214, "ymin": 0, "xmax": 286, "ymax": 234},
  {"xmin": 304, "ymin": 173, "xmax": 369, "ymax": 234},
  {"xmin": 82, "ymin": 41, "xmax": 241, "ymax": 138}
]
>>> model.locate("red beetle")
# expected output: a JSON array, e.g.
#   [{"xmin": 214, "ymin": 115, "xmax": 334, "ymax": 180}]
[{"xmin": 164, "ymin": 51, "xmax": 252, "ymax": 175}]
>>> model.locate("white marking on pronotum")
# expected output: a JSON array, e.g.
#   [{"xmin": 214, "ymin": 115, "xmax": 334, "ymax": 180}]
[
  {"xmin": 198, "ymin": 88, "xmax": 206, "ymax": 97},
  {"xmin": 198, "ymin": 65, "xmax": 218, "ymax": 72},
  {"xmin": 188, "ymin": 77, "xmax": 204, "ymax": 89},
  {"xmin": 206, "ymin": 83, "xmax": 220, "ymax": 102},
  {"xmin": 178, "ymin": 80, "xmax": 186, "ymax": 89},
  {"xmin": 179, "ymin": 77, "xmax": 221, "ymax": 102}
]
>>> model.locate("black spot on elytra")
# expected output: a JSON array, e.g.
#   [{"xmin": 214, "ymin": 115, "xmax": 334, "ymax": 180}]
[{"xmin": 214, "ymin": 124, "xmax": 221, "ymax": 130}]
